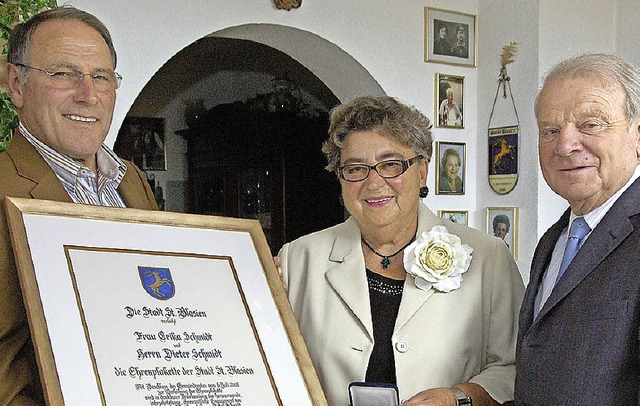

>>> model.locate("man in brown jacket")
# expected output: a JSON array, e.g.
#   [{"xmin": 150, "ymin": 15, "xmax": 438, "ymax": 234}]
[{"xmin": 0, "ymin": 6, "xmax": 157, "ymax": 405}]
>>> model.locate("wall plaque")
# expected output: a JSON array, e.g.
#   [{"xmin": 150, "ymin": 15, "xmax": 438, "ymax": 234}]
[{"xmin": 5, "ymin": 197, "xmax": 326, "ymax": 405}]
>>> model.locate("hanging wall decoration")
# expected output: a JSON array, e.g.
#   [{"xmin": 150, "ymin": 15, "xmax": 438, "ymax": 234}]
[
  {"xmin": 274, "ymin": 0, "xmax": 302, "ymax": 11},
  {"xmin": 488, "ymin": 42, "xmax": 519, "ymax": 195}
]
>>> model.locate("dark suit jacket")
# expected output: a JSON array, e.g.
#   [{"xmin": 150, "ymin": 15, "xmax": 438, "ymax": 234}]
[
  {"xmin": 0, "ymin": 132, "xmax": 158, "ymax": 405},
  {"xmin": 515, "ymin": 178, "xmax": 640, "ymax": 405}
]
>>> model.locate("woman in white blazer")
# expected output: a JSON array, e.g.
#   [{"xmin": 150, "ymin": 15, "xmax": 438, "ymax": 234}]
[{"xmin": 278, "ymin": 96, "xmax": 524, "ymax": 405}]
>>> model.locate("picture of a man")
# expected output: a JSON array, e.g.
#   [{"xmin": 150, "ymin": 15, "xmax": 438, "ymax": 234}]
[
  {"xmin": 438, "ymin": 87, "xmax": 463, "ymax": 127},
  {"xmin": 450, "ymin": 25, "xmax": 469, "ymax": 58}
]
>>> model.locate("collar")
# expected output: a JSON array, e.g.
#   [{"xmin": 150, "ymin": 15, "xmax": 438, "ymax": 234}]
[
  {"xmin": 574, "ymin": 164, "xmax": 640, "ymax": 231},
  {"xmin": 19, "ymin": 122, "xmax": 127, "ymax": 187}
]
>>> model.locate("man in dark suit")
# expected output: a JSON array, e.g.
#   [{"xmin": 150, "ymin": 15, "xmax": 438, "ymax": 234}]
[
  {"xmin": 0, "ymin": 7, "xmax": 157, "ymax": 404},
  {"xmin": 515, "ymin": 52, "xmax": 640, "ymax": 405}
]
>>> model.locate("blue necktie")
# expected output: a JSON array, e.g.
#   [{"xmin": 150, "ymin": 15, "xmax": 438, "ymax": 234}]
[{"xmin": 555, "ymin": 217, "xmax": 591, "ymax": 285}]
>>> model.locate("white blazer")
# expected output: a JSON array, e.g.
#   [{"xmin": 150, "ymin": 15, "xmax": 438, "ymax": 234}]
[{"xmin": 279, "ymin": 203, "xmax": 524, "ymax": 405}]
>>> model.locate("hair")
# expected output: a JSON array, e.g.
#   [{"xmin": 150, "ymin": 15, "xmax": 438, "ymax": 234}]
[
  {"xmin": 440, "ymin": 148, "xmax": 461, "ymax": 172},
  {"xmin": 7, "ymin": 5, "xmax": 117, "ymax": 81},
  {"xmin": 534, "ymin": 52, "xmax": 640, "ymax": 121},
  {"xmin": 446, "ymin": 87, "xmax": 454, "ymax": 97},
  {"xmin": 323, "ymin": 95, "xmax": 433, "ymax": 172},
  {"xmin": 456, "ymin": 25, "xmax": 465, "ymax": 33},
  {"xmin": 492, "ymin": 214, "xmax": 510, "ymax": 233}
]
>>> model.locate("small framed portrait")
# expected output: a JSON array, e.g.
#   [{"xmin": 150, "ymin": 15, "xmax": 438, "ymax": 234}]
[
  {"xmin": 424, "ymin": 7, "xmax": 477, "ymax": 67},
  {"xmin": 435, "ymin": 141, "xmax": 465, "ymax": 195},
  {"xmin": 486, "ymin": 207, "xmax": 518, "ymax": 259},
  {"xmin": 438, "ymin": 210, "xmax": 468, "ymax": 226},
  {"xmin": 114, "ymin": 117, "xmax": 167, "ymax": 171},
  {"xmin": 435, "ymin": 74, "xmax": 464, "ymax": 128}
]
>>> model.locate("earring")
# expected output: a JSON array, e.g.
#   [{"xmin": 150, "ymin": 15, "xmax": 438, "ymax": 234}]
[{"xmin": 419, "ymin": 186, "xmax": 429, "ymax": 198}]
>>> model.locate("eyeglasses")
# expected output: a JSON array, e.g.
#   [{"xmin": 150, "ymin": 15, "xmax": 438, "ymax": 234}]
[
  {"xmin": 338, "ymin": 156, "xmax": 423, "ymax": 182},
  {"xmin": 15, "ymin": 63, "xmax": 122, "ymax": 91}
]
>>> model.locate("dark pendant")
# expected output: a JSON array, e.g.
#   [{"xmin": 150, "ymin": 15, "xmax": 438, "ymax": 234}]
[{"xmin": 381, "ymin": 257, "xmax": 391, "ymax": 269}]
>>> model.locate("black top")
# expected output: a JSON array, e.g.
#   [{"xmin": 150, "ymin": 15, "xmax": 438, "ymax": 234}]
[{"xmin": 365, "ymin": 268, "xmax": 404, "ymax": 384}]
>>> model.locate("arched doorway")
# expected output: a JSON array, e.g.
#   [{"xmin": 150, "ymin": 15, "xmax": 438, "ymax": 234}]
[{"xmin": 115, "ymin": 25, "xmax": 384, "ymax": 253}]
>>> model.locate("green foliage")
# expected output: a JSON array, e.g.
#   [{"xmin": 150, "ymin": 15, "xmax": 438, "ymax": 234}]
[
  {"xmin": 0, "ymin": 91, "xmax": 18, "ymax": 151},
  {"xmin": 1, "ymin": 0, "xmax": 58, "ymax": 54},
  {"xmin": 0, "ymin": 0, "xmax": 57, "ymax": 152}
]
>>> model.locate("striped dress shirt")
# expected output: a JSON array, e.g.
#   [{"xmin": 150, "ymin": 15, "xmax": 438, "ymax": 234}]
[{"xmin": 19, "ymin": 122, "xmax": 127, "ymax": 207}]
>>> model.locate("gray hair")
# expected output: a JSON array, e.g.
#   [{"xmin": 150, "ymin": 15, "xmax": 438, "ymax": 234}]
[
  {"xmin": 8, "ymin": 6, "xmax": 117, "ymax": 81},
  {"xmin": 535, "ymin": 52, "xmax": 640, "ymax": 121},
  {"xmin": 323, "ymin": 95, "xmax": 433, "ymax": 172},
  {"xmin": 492, "ymin": 214, "xmax": 510, "ymax": 233}
]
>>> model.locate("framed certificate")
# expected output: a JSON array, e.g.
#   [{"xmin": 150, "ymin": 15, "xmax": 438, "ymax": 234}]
[{"xmin": 5, "ymin": 197, "xmax": 326, "ymax": 405}]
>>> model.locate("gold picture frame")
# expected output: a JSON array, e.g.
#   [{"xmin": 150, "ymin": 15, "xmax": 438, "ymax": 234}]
[
  {"xmin": 435, "ymin": 141, "xmax": 466, "ymax": 195},
  {"xmin": 437, "ymin": 210, "xmax": 468, "ymax": 226},
  {"xmin": 5, "ymin": 197, "xmax": 327, "ymax": 405},
  {"xmin": 486, "ymin": 206, "xmax": 519, "ymax": 260},
  {"xmin": 424, "ymin": 7, "xmax": 477, "ymax": 67},
  {"xmin": 435, "ymin": 73, "xmax": 464, "ymax": 128}
]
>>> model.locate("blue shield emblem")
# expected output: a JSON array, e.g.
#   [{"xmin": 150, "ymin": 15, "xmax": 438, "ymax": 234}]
[{"xmin": 138, "ymin": 267, "xmax": 175, "ymax": 300}]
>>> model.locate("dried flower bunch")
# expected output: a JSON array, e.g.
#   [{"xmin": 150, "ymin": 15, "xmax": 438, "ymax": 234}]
[{"xmin": 500, "ymin": 41, "xmax": 518, "ymax": 70}]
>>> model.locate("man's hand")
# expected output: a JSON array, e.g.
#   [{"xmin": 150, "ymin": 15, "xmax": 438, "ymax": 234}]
[{"xmin": 401, "ymin": 387, "xmax": 458, "ymax": 405}]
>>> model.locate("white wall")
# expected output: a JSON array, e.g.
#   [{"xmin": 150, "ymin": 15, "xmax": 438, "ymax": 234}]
[
  {"xmin": 477, "ymin": 0, "xmax": 539, "ymax": 281},
  {"xmin": 68, "ymin": 0, "xmax": 482, "ymax": 230},
  {"xmin": 618, "ymin": 0, "xmax": 640, "ymax": 67},
  {"xmin": 536, "ymin": 0, "xmax": 617, "ymax": 237},
  {"xmin": 533, "ymin": 0, "xmax": 640, "ymax": 237},
  {"xmin": 69, "ymin": 0, "xmax": 480, "ymax": 149},
  {"xmin": 65, "ymin": 0, "xmax": 640, "ymax": 282},
  {"xmin": 67, "ymin": 1, "xmax": 484, "ymax": 222}
]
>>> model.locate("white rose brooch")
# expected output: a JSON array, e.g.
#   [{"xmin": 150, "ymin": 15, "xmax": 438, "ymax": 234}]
[{"xmin": 403, "ymin": 226, "xmax": 473, "ymax": 292}]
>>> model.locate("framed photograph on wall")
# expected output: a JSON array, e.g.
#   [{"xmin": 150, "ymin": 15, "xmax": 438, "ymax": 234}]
[
  {"xmin": 424, "ymin": 7, "xmax": 477, "ymax": 67},
  {"xmin": 437, "ymin": 210, "xmax": 468, "ymax": 226},
  {"xmin": 435, "ymin": 141, "xmax": 465, "ymax": 195},
  {"xmin": 435, "ymin": 74, "xmax": 464, "ymax": 128},
  {"xmin": 114, "ymin": 116, "xmax": 167, "ymax": 171},
  {"xmin": 486, "ymin": 206, "xmax": 518, "ymax": 259}
]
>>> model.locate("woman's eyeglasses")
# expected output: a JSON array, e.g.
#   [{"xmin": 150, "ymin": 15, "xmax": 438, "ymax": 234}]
[{"xmin": 338, "ymin": 156, "xmax": 423, "ymax": 182}]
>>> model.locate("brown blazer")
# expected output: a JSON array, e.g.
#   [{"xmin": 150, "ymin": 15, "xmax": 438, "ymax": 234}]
[{"xmin": 0, "ymin": 132, "xmax": 158, "ymax": 405}]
